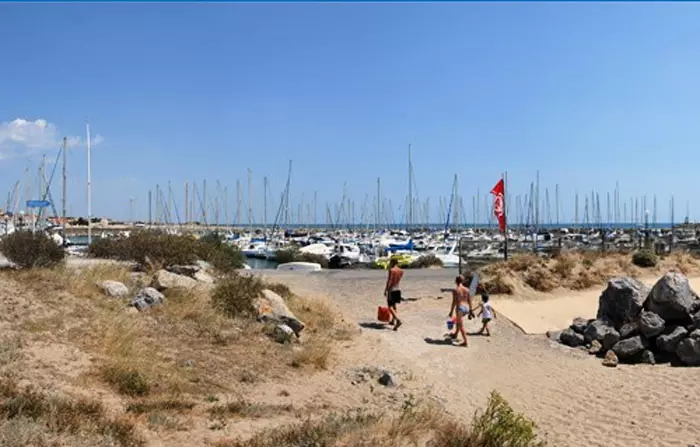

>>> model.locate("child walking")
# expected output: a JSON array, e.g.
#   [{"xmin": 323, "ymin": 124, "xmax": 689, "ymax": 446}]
[{"xmin": 474, "ymin": 293, "xmax": 496, "ymax": 336}]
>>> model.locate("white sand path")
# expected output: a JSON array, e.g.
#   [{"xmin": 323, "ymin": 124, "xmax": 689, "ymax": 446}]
[{"xmin": 263, "ymin": 269, "xmax": 700, "ymax": 447}]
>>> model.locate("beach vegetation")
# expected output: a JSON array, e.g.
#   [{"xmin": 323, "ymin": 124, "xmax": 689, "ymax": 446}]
[
  {"xmin": 407, "ymin": 254, "xmax": 444, "ymax": 269},
  {"xmin": 632, "ymin": 249, "xmax": 657, "ymax": 268},
  {"xmin": 0, "ymin": 230, "xmax": 65, "ymax": 269}
]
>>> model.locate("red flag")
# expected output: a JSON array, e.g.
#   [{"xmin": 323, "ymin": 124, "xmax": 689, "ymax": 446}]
[{"xmin": 490, "ymin": 179, "xmax": 506, "ymax": 233}]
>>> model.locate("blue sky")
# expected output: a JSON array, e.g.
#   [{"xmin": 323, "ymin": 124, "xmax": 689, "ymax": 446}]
[{"xmin": 1, "ymin": 2, "xmax": 699, "ymax": 225}]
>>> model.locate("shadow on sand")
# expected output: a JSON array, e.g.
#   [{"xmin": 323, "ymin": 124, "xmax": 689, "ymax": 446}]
[
  {"xmin": 359, "ymin": 322, "xmax": 391, "ymax": 330},
  {"xmin": 424, "ymin": 337, "xmax": 456, "ymax": 346}
]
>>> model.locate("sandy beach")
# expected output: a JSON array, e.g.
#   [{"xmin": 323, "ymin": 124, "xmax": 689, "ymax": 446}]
[{"xmin": 262, "ymin": 269, "xmax": 700, "ymax": 447}]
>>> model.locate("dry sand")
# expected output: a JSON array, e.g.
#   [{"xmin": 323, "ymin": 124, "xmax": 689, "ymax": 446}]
[
  {"xmin": 263, "ymin": 269, "xmax": 700, "ymax": 447},
  {"xmin": 497, "ymin": 277, "xmax": 700, "ymax": 334}
]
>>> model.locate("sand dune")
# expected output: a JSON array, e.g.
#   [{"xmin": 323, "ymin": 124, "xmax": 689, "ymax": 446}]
[{"xmin": 264, "ymin": 269, "xmax": 700, "ymax": 447}]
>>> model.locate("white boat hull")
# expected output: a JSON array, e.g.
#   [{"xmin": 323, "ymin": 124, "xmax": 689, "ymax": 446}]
[{"xmin": 276, "ymin": 262, "xmax": 322, "ymax": 272}]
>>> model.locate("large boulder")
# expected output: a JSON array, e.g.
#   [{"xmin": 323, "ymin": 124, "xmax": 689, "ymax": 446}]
[
  {"xmin": 638, "ymin": 310, "xmax": 665, "ymax": 338},
  {"xmin": 676, "ymin": 337, "xmax": 700, "ymax": 366},
  {"xmin": 690, "ymin": 311, "xmax": 700, "ymax": 332},
  {"xmin": 570, "ymin": 317, "xmax": 589, "ymax": 334},
  {"xmin": 597, "ymin": 278, "xmax": 648, "ymax": 329},
  {"xmin": 584, "ymin": 319, "xmax": 619, "ymax": 345},
  {"xmin": 131, "ymin": 287, "xmax": 165, "ymax": 311},
  {"xmin": 193, "ymin": 270, "xmax": 215, "ymax": 284},
  {"xmin": 255, "ymin": 289, "xmax": 305, "ymax": 336},
  {"xmin": 152, "ymin": 269, "xmax": 198, "ymax": 291},
  {"xmin": 559, "ymin": 328, "xmax": 585, "ymax": 347},
  {"xmin": 97, "ymin": 280, "xmax": 129, "ymax": 298},
  {"xmin": 646, "ymin": 272, "xmax": 699, "ymax": 324},
  {"xmin": 656, "ymin": 326, "xmax": 688, "ymax": 353},
  {"xmin": 640, "ymin": 350, "xmax": 656, "ymax": 365},
  {"xmin": 612, "ymin": 336, "xmax": 648, "ymax": 362}
]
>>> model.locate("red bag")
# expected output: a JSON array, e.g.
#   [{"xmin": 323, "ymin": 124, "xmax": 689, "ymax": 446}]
[{"xmin": 377, "ymin": 306, "xmax": 391, "ymax": 322}]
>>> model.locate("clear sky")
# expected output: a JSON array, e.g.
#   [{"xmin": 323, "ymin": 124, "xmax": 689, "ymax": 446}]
[{"xmin": 1, "ymin": 2, "xmax": 699, "ymax": 225}]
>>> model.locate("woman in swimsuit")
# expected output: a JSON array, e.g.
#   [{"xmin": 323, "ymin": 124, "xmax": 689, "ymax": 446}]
[{"xmin": 444, "ymin": 275, "xmax": 473, "ymax": 347}]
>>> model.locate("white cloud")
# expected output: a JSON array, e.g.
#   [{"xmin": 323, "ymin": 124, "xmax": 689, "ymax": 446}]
[{"xmin": 0, "ymin": 118, "xmax": 104, "ymax": 160}]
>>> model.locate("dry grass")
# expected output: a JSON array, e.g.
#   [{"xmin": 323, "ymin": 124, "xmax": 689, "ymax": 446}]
[
  {"xmin": 0, "ymin": 380, "xmax": 143, "ymax": 447},
  {"xmin": 478, "ymin": 250, "xmax": 700, "ymax": 294},
  {"xmin": 125, "ymin": 398, "xmax": 196, "ymax": 415},
  {"xmin": 208, "ymin": 400, "xmax": 294, "ymax": 419},
  {"xmin": 213, "ymin": 391, "xmax": 545, "ymax": 447},
  {"xmin": 290, "ymin": 337, "xmax": 333, "ymax": 370},
  {"xmin": 9, "ymin": 263, "xmax": 133, "ymax": 301}
]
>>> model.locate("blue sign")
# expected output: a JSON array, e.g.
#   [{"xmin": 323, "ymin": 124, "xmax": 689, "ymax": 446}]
[{"xmin": 26, "ymin": 200, "xmax": 51, "ymax": 208}]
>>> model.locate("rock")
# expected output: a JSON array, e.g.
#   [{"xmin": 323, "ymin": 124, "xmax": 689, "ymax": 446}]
[
  {"xmin": 638, "ymin": 310, "xmax": 665, "ymax": 338},
  {"xmin": 152, "ymin": 269, "xmax": 198, "ymax": 291},
  {"xmin": 640, "ymin": 349, "xmax": 656, "ymax": 365},
  {"xmin": 97, "ymin": 280, "xmax": 129, "ymax": 298},
  {"xmin": 602, "ymin": 350, "xmax": 618, "ymax": 367},
  {"xmin": 690, "ymin": 329, "xmax": 700, "ymax": 340},
  {"xmin": 676, "ymin": 337, "xmax": 700, "ymax": 366},
  {"xmin": 273, "ymin": 324, "xmax": 295, "ymax": 344},
  {"xmin": 560, "ymin": 328, "xmax": 585, "ymax": 347},
  {"xmin": 619, "ymin": 322, "xmax": 639, "ymax": 339},
  {"xmin": 131, "ymin": 287, "xmax": 165, "ymax": 311},
  {"xmin": 378, "ymin": 372, "xmax": 397, "ymax": 387},
  {"xmin": 690, "ymin": 311, "xmax": 700, "ymax": 331},
  {"xmin": 612, "ymin": 336, "xmax": 648, "ymax": 362},
  {"xmin": 194, "ymin": 270, "xmax": 215, "ymax": 284},
  {"xmin": 255, "ymin": 289, "xmax": 305, "ymax": 336},
  {"xmin": 588, "ymin": 340, "xmax": 603, "ymax": 355},
  {"xmin": 196, "ymin": 260, "xmax": 213, "ymax": 271},
  {"xmin": 656, "ymin": 326, "xmax": 688, "ymax": 353},
  {"xmin": 570, "ymin": 317, "xmax": 589, "ymax": 334},
  {"xmin": 125, "ymin": 306, "xmax": 139, "ymax": 315},
  {"xmin": 597, "ymin": 277, "xmax": 648, "ymax": 328},
  {"xmin": 584, "ymin": 319, "xmax": 619, "ymax": 345},
  {"xmin": 602, "ymin": 331, "xmax": 621, "ymax": 351},
  {"xmin": 181, "ymin": 359, "xmax": 196, "ymax": 368},
  {"xmin": 166, "ymin": 265, "xmax": 201, "ymax": 277},
  {"xmin": 646, "ymin": 272, "xmax": 699, "ymax": 324}
]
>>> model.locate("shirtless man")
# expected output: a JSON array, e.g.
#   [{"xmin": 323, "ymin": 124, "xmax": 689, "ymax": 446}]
[
  {"xmin": 443, "ymin": 275, "xmax": 473, "ymax": 346},
  {"xmin": 384, "ymin": 258, "xmax": 404, "ymax": 331}
]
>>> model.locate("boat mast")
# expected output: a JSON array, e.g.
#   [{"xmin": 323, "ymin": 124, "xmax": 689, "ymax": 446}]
[
  {"xmin": 61, "ymin": 137, "xmax": 67, "ymax": 240},
  {"xmin": 247, "ymin": 168, "xmax": 253, "ymax": 231},
  {"xmin": 407, "ymin": 144, "xmax": 413, "ymax": 230},
  {"xmin": 86, "ymin": 122, "xmax": 92, "ymax": 244}
]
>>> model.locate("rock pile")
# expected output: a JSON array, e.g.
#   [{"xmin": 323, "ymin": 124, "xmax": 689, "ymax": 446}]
[{"xmin": 557, "ymin": 272, "xmax": 700, "ymax": 367}]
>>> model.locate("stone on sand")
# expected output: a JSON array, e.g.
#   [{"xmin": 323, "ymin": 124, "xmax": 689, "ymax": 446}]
[
  {"xmin": 255, "ymin": 289, "xmax": 305, "ymax": 336},
  {"xmin": 656, "ymin": 326, "xmax": 688, "ymax": 354},
  {"xmin": 97, "ymin": 280, "xmax": 129, "ymax": 298},
  {"xmin": 596, "ymin": 277, "xmax": 648, "ymax": 328},
  {"xmin": 602, "ymin": 350, "xmax": 618, "ymax": 367},
  {"xmin": 152, "ymin": 269, "xmax": 198, "ymax": 291},
  {"xmin": 638, "ymin": 310, "xmax": 665, "ymax": 338},
  {"xmin": 612, "ymin": 336, "xmax": 648, "ymax": 362},
  {"xmin": 584, "ymin": 319, "xmax": 619, "ymax": 345},
  {"xmin": 560, "ymin": 328, "xmax": 585, "ymax": 348},
  {"xmin": 131, "ymin": 287, "xmax": 165, "ymax": 311},
  {"xmin": 676, "ymin": 337, "xmax": 700, "ymax": 366},
  {"xmin": 646, "ymin": 272, "xmax": 699, "ymax": 324},
  {"xmin": 570, "ymin": 317, "xmax": 589, "ymax": 334}
]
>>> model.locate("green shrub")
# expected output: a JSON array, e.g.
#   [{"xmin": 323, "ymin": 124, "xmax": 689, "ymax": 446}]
[
  {"xmin": 275, "ymin": 248, "xmax": 298, "ymax": 265},
  {"xmin": 408, "ymin": 254, "xmax": 444, "ymax": 269},
  {"xmin": 265, "ymin": 282, "xmax": 293, "ymax": 301},
  {"xmin": 195, "ymin": 233, "xmax": 245, "ymax": 273},
  {"xmin": 0, "ymin": 231, "xmax": 65, "ymax": 268},
  {"xmin": 86, "ymin": 230, "xmax": 244, "ymax": 272},
  {"xmin": 86, "ymin": 237, "xmax": 128, "ymax": 260},
  {"xmin": 211, "ymin": 273, "xmax": 264, "ymax": 318},
  {"xmin": 632, "ymin": 249, "xmax": 657, "ymax": 268},
  {"xmin": 467, "ymin": 390, "xmax": 545, "ymax": 447}
]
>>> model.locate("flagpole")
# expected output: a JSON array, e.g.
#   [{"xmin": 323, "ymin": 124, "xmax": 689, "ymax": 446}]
[{"xmin": 503, "ymin": 172, "xmax": 508, "ymax": 261}]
